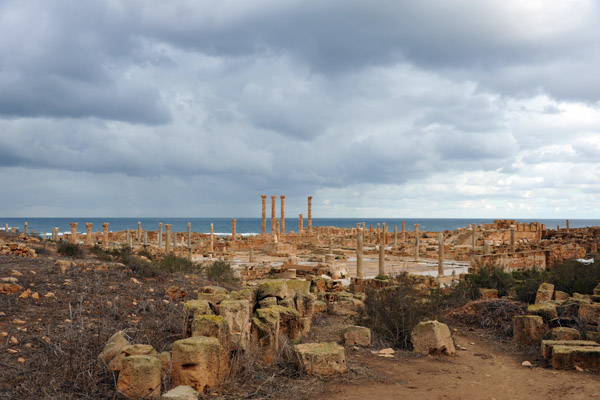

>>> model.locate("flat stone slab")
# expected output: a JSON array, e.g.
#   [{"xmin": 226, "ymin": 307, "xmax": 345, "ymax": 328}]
[
  {"xmin": 294, "ymin": 342, "xmax": 347, "ymax": 376},
  {"xmin": 541, "ymin": 340, "xmax": 599, "ymax": 359},
  {"xmin": 551, "ymin": 345, "xmax": 600, "ymax": 370}
]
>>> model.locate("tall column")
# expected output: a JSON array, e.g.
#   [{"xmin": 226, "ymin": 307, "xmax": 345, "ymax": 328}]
[
  {"xmin": 472, "ymin": 224, "xmax": 477, "ymax": 248},
  {"xmin": 165, "ymin": 224, "xmax": 172, "ymax": 253},
  {"xmin": 271, "ymin": 196, "xmax": 276, "ymax": 234},
  {"xmin": 187, "ymin": 222, "xmax": 192, "ymax": 261},
  {"xmin": 4, "ymin": 223, "xmax": 7, "ymax": 232},
  {"xmin": 85, "ymin": 223, "xmax": 93, "ymax": 246},
  {"xmin": 438, "ymin": 232, "xmax": 445, "ymax": 277},
  {"xmin": 210, "ymin": 223, "xmax": 214, "ymax": 253},
  {"xmin": 376, "ymin": 223, "xmax": 381, "ymax": 244},
  {"xmin": 298, "ymin": 214, "xmax": 303, "ymax": 233},
  {"xmin": 276, "ymin": 219, "xmax": 281, "ymax": 242},
  {"xmin": 307, "ymin": 196, "xmax": 313, "ymax": 232},
  {"xmin": 102, "ymin": 223, "xmax": 109, "ymax": 248},
  {"xmin": 137, "ymin": 221, "xmax": 142, "ymax": 242},
  {"xmin": 144, "ymin": 230, "xmax": 148, "ymax": 246},
  {"xmin": 566, "ymin": 219, "xmax": 570, "ymax": 232},
  {"xmin": 510, "ymin": 225, "xmax": 515, "ymax": 254},
  {"xmin": 24, "ymin": 222, "xmax": 28, "ymax": 235},
  {"xmin": 232, "ymin": 219, "xmax": 237, "ymax": 241},
  {"xmin": 158, "ymin": 223, "xmax": 163, "ymax": 248},
  {"xmin": 261, "ymin": 195, "xmax": 267, "ymax": 235},
  {"xmin": 126, "ymin": 228, "xmax": 131, "ymax": 248},
  {"xmin": 173, "ymin": 230, "xmax": 177, "ymax": 250},
  {"xmin": 357, "ymin": 228, "xmax": 364, "ymax": 278},
  {"xmin": 378, "ymin": 232, "xmax": 385, "ymax": 277},
  {"xmin": 393, "ymin": 225, "xmax": 397, "ymax": 247},
  {"xmin": 414, "ymin": 224, "xmax": 420, "ymax": 260},
  {"xmin": 401, "ymin": 221, "xmax": 406, "ymax": 242},
  {"xmin": 69, "ymin": 222, "xmax": 78, "ymax": 244},
  {"xmin": 280, "ymin": 195, "xmax": 285, "ymax": 234}
]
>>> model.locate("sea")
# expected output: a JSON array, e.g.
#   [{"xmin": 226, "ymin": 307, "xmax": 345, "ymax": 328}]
[{"xmin": 1, "ymin": 217, "xmax": 599, "ymax": 237}]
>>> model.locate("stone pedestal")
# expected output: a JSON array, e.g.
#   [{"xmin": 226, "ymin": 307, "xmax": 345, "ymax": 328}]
[{"xmin": 69, "ymin": 223, "xmax": 78, "ymax": 244}]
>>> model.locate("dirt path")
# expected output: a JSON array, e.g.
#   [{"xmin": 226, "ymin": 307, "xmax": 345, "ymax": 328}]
[{"xmin": 318, "ymin": 331, "xmax": 600, "ymax": 400}]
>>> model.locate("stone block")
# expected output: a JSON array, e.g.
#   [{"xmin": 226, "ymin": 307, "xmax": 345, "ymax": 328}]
[
  {"xmin": 258, "ymin": 296, "xmax": 278, "ymax": 308},
  {"xmin": 343, "ymin": 326, "xmax": 371, "ymax": 346},
  {"xmin": 252, "ymin": 307, "xmax": 280, "ymax": 364},
  {"xmin": 512, "ymin": 315, "xmax": 547, "ymax": 346},
  {"xmin": 541, "ymin": 340, "xmax": 599, "ymax": 359},
  {"xmin": 229, "ymin": 287, "xmax": 257, "ymax": 304},
  {"xmin": 527, "ymin": 303, "xmax": 558, "ymax": 322},
  {"xmin": 411, "ymin": 320, "xmax": 455, "ymax": 355},
  {"xmin": 313, "ymin": 300, "xmax": 327, "ymax": 313},
  {"xmin": 171, "ymin": 336, "xmax": 225, "ymax": 393},
  {"xmin": 295, "ymin": 293, "xmax": 315, "ymax": 318},
  {"xmin": 548, "ymin": 327, "xmax": 581, "ymax": 341},
  {"xmin": 196, "ymin": 292, "xmax": 229, "ymax": 305},
  {"xmin": 191, "ymin": 315, "xmax": 229, "ymax": 341},
  {"xmin": 183, "ymin": 300, "xmax": 214, "ymax": 337},
  {"xmin": 554, "ymin": 291, "xmax": 569, "ymax": 301},
  {"xmin": 111, "ymin": 344, "xmax": 157, "ymax": 371},
  {"xmin": 535, "ymin": 282, "xmax": 554, "ymax": 304},
  {"xmin": 278, "ymin": 297, "xmax": 296, "ymax": 309},
  {"xmin": 98, "ymin": 331, "xmax": 129, "ymax": 366},
  {"xmin": 257, "ymin": 279, "xmax": 288, "ymax": 300},
  {"xmin": 162, "ymin": 385, "xmax": 199, "ymax": 400},
  {"xmin": 117, "ymin": 355, "xmax": 161, "ymax": 399},
  {"xmin": 587, "ymin": 331, "xmax": 600, "ymax": 343},
  {"xmin": 268, "ymin": 305, "xmax": 302, "ymax": 342},
  {"xmin": 199, "ymin": 285, "xmax": 229, "ymax": 295},
  {"xmin": 479, "ymin": 288, "xmax": 498, "ymax": 299},
  {"xmin": 0, "ymin": 283, "xmax": 23, "ymax": 294},
  {"xmin": 219, "ymin": 300, "xmax": 250, "ymax": 334},
  {"xmin": 578, "ymin": 302, "xmax": 600, "ymax": 325},
  {"xmin": 294, "ymin": 342, "xmax": 347, "ymax": 375},
  {"xmin": 286, "ymin": 279, "xmax": 311, "ymax": 296},
  {"xmin": 551, "ymin": 345, "xmax": 600, "ymax": 370}
]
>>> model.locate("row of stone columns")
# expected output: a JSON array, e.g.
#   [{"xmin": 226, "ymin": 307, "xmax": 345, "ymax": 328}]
[{"xmin": 260, "ymin": 195, "xmax": 313, "ymax": 235}]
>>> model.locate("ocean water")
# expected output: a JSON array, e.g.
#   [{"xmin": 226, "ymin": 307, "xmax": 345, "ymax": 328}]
[{"xmin": 1, "ymin": 217, "xmax": 599, "ymax": 236}]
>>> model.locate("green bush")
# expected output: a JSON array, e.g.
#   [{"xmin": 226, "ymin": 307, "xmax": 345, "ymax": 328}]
[
  {"xmin": 89, "ymin": 245, "xmax": 113, "ymax": 261},
  {"xmin": 57, "ymin": 241, "xmax": 83, "ymax": 258},
  {"xmin": 466, "ymin": 265, "xmax": 514, "ymax": 297},
  {"xmin": 548, "ymin": 258, "xmax": 600, "ymax": 295},
  {"xmin": 205, "ymin": 260, "xmax": 239, "ymax": 284},
  {"xmin": 158, "ymin": 254, "xmax": 199, "ymax": 274},
  {"xmin": 512, "ymin": 269, "xmax": 545, "ymax": 303}
]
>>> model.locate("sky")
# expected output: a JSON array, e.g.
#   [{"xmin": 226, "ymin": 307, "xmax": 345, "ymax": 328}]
[{"xmin": 1, "ymin": 0, "xmax": 599, "ymax": 219}]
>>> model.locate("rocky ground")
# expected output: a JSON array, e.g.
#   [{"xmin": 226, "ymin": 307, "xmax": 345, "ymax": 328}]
[{"xmin": 2, "ymin": 231, "xmax": 600, "ymax": 399}]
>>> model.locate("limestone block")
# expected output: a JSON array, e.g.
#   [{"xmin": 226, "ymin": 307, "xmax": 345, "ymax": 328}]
[
  {"xmin": 343, "ymin": 326, "xmax": 372, "ymax": 346},
  {"xmin": 578, "ymin": 302, "xmax": 600, "ymax": 325},
  {"xmin": 268, "ymin": 305, "xmax": 302, "ymax": 342},
  {"xmin": 479, "ymin": 288, "xmax": 498, "ymax": 299},
  {"xmin": 551, "ymin": 345, "xmax": 600, "ymax": 370},
  {"xmin": 512, "ymin": 315, "xmax": 547, "ymax": 346},
  {"xmin": 171, "ymin": 336, "xmax": 224, "ymax": 393},
  {"xmin": 111, "ymin": 344, "xmax": 157, "ymax": 371},
  {"xmin": 196, "ymin": 292, "xmax": 229, "ymax": 305},
  {"xmin": 191, "ymin": 315, "xmax": 229, "ymax": 341},
  {"xmin": 535, "ymin": 282, "xmax": 554, "ymax": 304},
  {"xmin": 286, "ymin": 279, "xmax": 311, "ymax": 296},
  {"xmin": 294, "ymin": 342, "xmax": 347, "ymax": 376},
  {"xmin": 98, "ymin": 331, "xmax": 129, "ymax": 366},
  {"xmin": 548, "ymin": 327, "xmax": 582, "ymax": 341},
  {"xmin": 199, "ymin": 286, "xmax": 229, "ymax": 295},
  {"xmin": 554, "ymin": 291, "xmax": 569, "ymax": 301},
  {"xmin": 257, "ymin": 279, "xmax": 288, "ymax": 300},
  {"xmin": 411, "ymin": 321, "xmax": 455, "ymax": 355},
  {"xmin": 527, "ymin": 303, "xmax": 558, "ymax": 321},
  {"xmin": 219, "ymin": 300, "xmax": 250, "ymax": 333},
  {"xmin": 183, "ymin": 300, "xmax": 214, "ymax": 337},
  {"xmin": 313, "ymin": 300, "xmax": 328, "ymax": 313},
  {"xmin": 258, "ymin": 296, "xmax": 278, "ymax": 308},
  {"xmin": 252, "ymin": 307, "xmax": 280, "ymax": 363},
  {"xmin": 157, "ymin": 351, "xmax": 172, "ymax": 376},
  {"xmin": 229, "ymin": 287, "xmax": 257, "ymax": 304},
  {"xmin": 117, "ymin": 355, "xmax": 161, "ymax": 399},
  {"xmin": 295, "ymin": 292, "xmax": 315, "ymax": 318},
  {"xmin": 279, "ymin": 297, "xmax": 296, "ymax": 309},
  {"xmin": 572, "ymin": 293, "xmax": 592, "ymax": 302},
  {"xmin": 162, "ymin": 385, "xmax": 199, "ymax": 400},
  {"xmin": 541, "ymin": 340, "xmax": 598, "ymax": 359}
]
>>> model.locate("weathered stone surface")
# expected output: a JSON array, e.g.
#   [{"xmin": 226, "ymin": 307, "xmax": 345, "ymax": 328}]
[
  {"xmin": 572, "ymin": 293, "xmax": 592, "ymax": 302},
  {"xmin": 295, "ymin": 293, "xmax": 315, "ymax": 318},
  {"xmin": 183, "ymin": 300, "xmax": 214, "ymax": 337},
  {"xmin": 166, "ymin": 286, "xmax": 188, "ymax": 300},
  {"xmin": 162, "ymin": 385, "xmax": 199, "ymax": 400},
  {"xmin": 117, "ymin": 355, "xmax": 161, "ymax": 399},
  {"xmin": 294, "ymin": 342, "xmax": 347, "ymax": 375},
  {"xmin": 554, "ymin": 291, "xmax": 569, "ymax": 301},
  {"xmin": 527, "ymin": 303, "xmax": 558, "ymax": 321},
  {"xmin": 551, "ymin": 345, "xmax": 600, "ymax": 370},
  {"xmin": 313, "ymin": 300, "xmax": 328, "ymax": 313},
  {"xmin": 279, "ymin": 297, "xmax": 296, "ymax": 309},
  {"xmin": 98, "ymin": 331, "xmax": 129, "ymax": 366},
  {"xmin": 219, "ymin": 300, "xmax": 251, "ymax": 350},
  {"xmin": 541, "ymin": 340, "xmax": 598, "ymax": 359},
  {"xmin": 268, "ymin": 305, "xmax": 302, "ymax": 342},
  {"xmin": 258, "ymin": 296, "xmax": 278, "ymax": 308},
  {"xmin": 252, "ymin": 307, "xmax": 280, "ymax": 363},
  {"xmin": 343, "ymin": 325, "xmax": 371, "ymax": 346},
  {"xmin": 229, "ymin": 287, "xmax": 257, "ymax": 303},
  {"xmin": 286, "ymin": 279, "xmax": 311, "ymax": 296},
  {"xmin": 157, "ymin": 351, "xmax": 172, "ymax": 376},
  {"xmin": 191, "ymin": 315, "xmax": 229, "ymax": 341},
  {"xmin": 196, "ymin": 292, "xmax": 229, "ymax": 305},
  {"xmin": 578, "ymin": 302, "xmax": 600, "ymax": 325},
  {"xmin": 587, "ymin": 331, "xmax": 600, "ymax": 343},
  {"xmin": 548, "ymin": 327, "xmax": 582, "ymax": 341},
  {"xmin": 513, "ymin": 315, "xmax": 547, "ymax": 346},
  {"xmin": 0, "ymin": 283, "xmax": 23, "ymax": 294},
  {"xmin": 171, "ymin": 336, "xmax": 225, "ymax": 393},
  {"xmin": 535, "ymin": 282, "xmax": 555, "ymax": 304},
  {"xmin": 111, "ymin": 344, "xmax": 157, "ymax": 371},
  {"xmin": 479, "ymin": 288, "xmax": 498, "ymax": 299},
  {"xmin": 257, "ymin": 279, "xmax": 288, "ymax": 300},
  {"xmin": 199, "ymin": 286, "xmax": 229, "ymax": 295},
  {"xmin": 411, "ymin": 320, "xmax": 455, "ymax": 355}
]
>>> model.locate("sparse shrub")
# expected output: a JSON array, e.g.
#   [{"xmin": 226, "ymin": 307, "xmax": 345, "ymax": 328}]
[
  {"xmin": 512, "ymin": 269, "xmax": 545, "ymax": 303},
  {"xmin": 89, "ymin": 244, "xmax": 113, "ymax": 261},
  {"xmin": 205, "ymin": 260, "xmax": 239, "ymax": 284},
  {"xmin": 547, "ymin": 258, "xmax": 600, "ymax": 295},
  {"xmin": 57, "ymin": 241, "xmax": 83, "ymax": 258},
  {"xmin": 157, "ymin": 253, "xmax": 198, "ymax": 274},
  {"xmin": 466, "ymin": 265, "xmax": 513, "ymax": 298}
]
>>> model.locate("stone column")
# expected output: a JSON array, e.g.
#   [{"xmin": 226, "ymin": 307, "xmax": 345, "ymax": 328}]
[
  {"xmin": 393, "ymin": 225, "xmax": 397, "ymax": 247},
  {"xmin": 378, "ymin": 232, "xmax": 385, "ymax": 277},
  {"xmin": 357, "ymin": 228, "xmax": 364, "ymax": 278},
  {"xmin": 85, "ymin": 223, "xmax": 93, "ymax": 246},
  {"xmin": 126, "ymin": 228, "xmax": 131, "ymax": 248},
  {"xmin": 280, "ymin": 195, "xmax": 285, "ymax": 234},
  {"xmin": 307, "ymin": 196, "xmax": 313, "ymax": 232},
  {"xmin": 158, "ymin": 223, "xmax": 163, "ymax": 248},
  {"xmin": 261, "ymin": 195, "xmax": 267, "ymax": 235},
  {"xmin": 69, "ymin": 222, "xmax": 78, "ymax": 244},
  {"xmin": 232, "ymin": 219, "xmax": 237, "ymax": 241},
  {"xmin": 173, "ymin": 230, "xmax": 177, "ymax": 250},
  {"xmin": 510, "ymin": 225, "xmax": 515, "ymax": 254},
  {"xmin": 402, "ymin": 221, "xmax": 406, "ymax": 242},
  {"xmin": 165, "ymin": 224, "xmax": 172, "ymax": 253},
  {"xmin": 187, "ymin": 222, "xmax": 192, "ymax": 248},
  {"xmin": 53, "ymin": 227, "xmax": 58, "ymax": 241},
  {"xmin": 271, "ymin": 196, "xmax": 276, "ymax": 234},
  {"xmin": 144, "ymin": 230, "xmax": 148, "ymax": 246},
  {"xmin": 4, "ymin": 223, "xmax": 7, "ymax": 232},
  {"xmin": 328, "ymin": 228, "xmax": 333, "ymax": 254},
  {"xmin": 472, "ymin": 224, "xmax": 477, "ymax": 248},
  {"xmin": 102, "ymin": 223, "xmax": 109, "ymax": 248},
  {"xmin": 210, "ymin": 223, "xmax": 214, "ymax": 253},
  {"xmin": 438, "ymin": 232, "xmax": 445, "ymax": 277},
  {"xmin": 24, "ymin": 222, "xmax": 28, "ymax": 235},
  {"xmin": 137, "ymin": 221, "xmax": 142, "ymax": 241},
  {"xmin": 484, "ymin": 241, "xmax": 490, "ymax": 255},
  {"xmin": 414, "ymin": 224, "xmax": 420, "ymax": 260},
  {"xmin": 298, "ymin": 214, "xmax": 303, "ymax": 233},
  {"xmin": 566, "ymin": 219, "xmax": 570, "ymax": 232},
  {"xmin": 276, "ymin": 219, "xmax": 281, "ymax": 242}
]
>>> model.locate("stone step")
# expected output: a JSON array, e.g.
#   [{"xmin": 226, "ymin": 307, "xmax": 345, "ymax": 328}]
[
  {"xmin": 541, "ymin": 340, "xmax": 599, "ymax": 359},
  {"xmin": 551, "ymin": 345, "xmax": 600, "ymax": 370}
]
